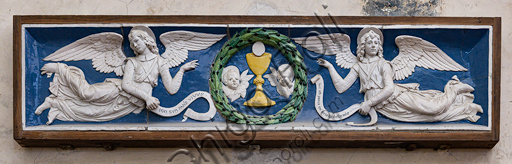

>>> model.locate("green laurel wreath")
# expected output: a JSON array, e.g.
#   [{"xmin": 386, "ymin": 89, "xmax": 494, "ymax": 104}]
[{"xmin": 209, "ymin": 28, "xmax": 308, "ymax": 125}]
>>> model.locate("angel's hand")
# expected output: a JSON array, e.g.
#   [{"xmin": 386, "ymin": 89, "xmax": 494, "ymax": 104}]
[
  {"xmin": 41, "ymin": 63, "xmax": 60, "ymax": 75},
  {"xmin": 180, "ymin": 60, "xmax": 199, "ymax": 72},
  {"xmin": 359, "ymin": 101, "xmax": 372, "ymax": 116},
  {"xmin": 317, "ymin": 58, "xmax": 333, "ymax": 68},
  {"xmin": 145, "ymin": 96, "xmax": 160, "ymax": 110}
]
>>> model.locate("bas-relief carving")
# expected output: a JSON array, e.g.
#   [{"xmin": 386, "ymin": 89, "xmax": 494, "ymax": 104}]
[
  {"xmin": 208, "ymin": 29, "xmax": 308, "ymax": 125},
  {"xmin": 222, "ymin": 66, "xmax": 253, "ymax": 102},
  {"xmin": 243, "ymin": 42, "xmax": 276, "ymax": 107},
  {"xmin": 295, "ymin": 27, "xmax": 483, "ymax": 126},
  {"xmin": 29, "ymin": 25, "xmax": 485, "ymax": 127},
  {"xmin": 264, "ymin": 64, "xmax": 295, "ymax": 98},
  {"xmin": 34, "ymin": 26, "xmax": 224, "ymax": 124}
]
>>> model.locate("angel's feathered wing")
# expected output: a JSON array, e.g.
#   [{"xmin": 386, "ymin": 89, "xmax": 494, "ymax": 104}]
[
  {"xmin": 293, "ymin": 33, "xmax": 357, "ymax": 69},
  {"xmin": 390, "ymin": 35, "xmax": 468, "ymax": 80},
  {"xmin": 159, "ymin": 31, "xmax": 225, "ymax": 68},
  {"xmin": 238, "ymin": 69, "xmax": 254, "ymax": 98},
  {"xmin": 263, "ymin": 67, "xmax": 279, "ymax": 86},
  {"xmin": 43, "ymin": 32, "xmax": 126, "ymax": 76}
]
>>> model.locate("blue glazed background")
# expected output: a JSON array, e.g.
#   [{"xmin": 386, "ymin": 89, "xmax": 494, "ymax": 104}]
[
  {"xmin": 24, "ymin": 26, "xmax": 489, "ymax": 127},
  {"xmin": 289, "ymin": 27, "xmax": 489, "ymax": 125}
]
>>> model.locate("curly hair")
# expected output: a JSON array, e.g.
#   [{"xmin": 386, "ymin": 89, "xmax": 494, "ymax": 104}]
[
  {"xmin": 222, "ymin": 69, "xmax": 239, "ymax": 84},
  {"xmin": 356, "ymin": 30, "xmax": 383, "ymax": 62},
  {"xmin": 128, "ymin": 30, "xmax": 159, "ymax": 55}
]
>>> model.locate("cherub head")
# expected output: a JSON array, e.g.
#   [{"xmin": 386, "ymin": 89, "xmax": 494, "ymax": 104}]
[
  {"xmin": 277, "ymin": 64, "xmax": 294, "ymax": 87},
  {"xmin": 128, "ymin": 26, "xmax": 159, "ymax": 56},
  {"xmin": 356, "ymin": 28, "xmax": 384, "ymax": 61},
  {"xmin": 222, "ymin": 66, "xmax": 241, "ymax": 90}
]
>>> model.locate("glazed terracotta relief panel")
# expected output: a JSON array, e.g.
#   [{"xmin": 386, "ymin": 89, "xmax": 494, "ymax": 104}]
[{"xmin": 22, "ymin": 23, "xmax": 492, "ymax": 132}]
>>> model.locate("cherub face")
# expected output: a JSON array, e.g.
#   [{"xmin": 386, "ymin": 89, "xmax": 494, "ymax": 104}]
[
  {"xmin": 224, "ymin": 71, "xmax": 240, "ymax": 90},
  {"xmin": 364, "ymin": 36, "xmax": 380, "ymax": 57},
  {"xmin": 276, "ymin": 66, "xmax": 293, "ymax": 87},
  {"xmin": 277, "ymin": 74, "xmax": 289, "ymax": 87}
]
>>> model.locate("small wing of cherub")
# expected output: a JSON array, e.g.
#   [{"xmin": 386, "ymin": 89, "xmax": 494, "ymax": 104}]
[
  {"xmin": 159, "ymin": 31, "xmax": 225, "ymax": 68},
  {"xmin": 390, "ymin": 35, "xmax": 468, "ymax": 80},
  {"xmin": 43, "ymin": 32, "xmax": 126, "ymax": 76},
  {"xmin": 293, "ymin": 33, "xmax": 357, "ymax": 69},
  {"xmin": 238, "ymin": 69, "xmax": 254, "ymax": 98},
  {"xmin": 263, "ymin": 67, "xmax": 279, "ymax": 87}
]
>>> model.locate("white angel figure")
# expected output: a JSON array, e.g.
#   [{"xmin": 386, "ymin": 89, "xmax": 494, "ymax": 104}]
[
  {"xmin": 34, "ymin": 26, "xmax": 225, "ymax": 124},
  {"xmin": 294, "ymin": 27, "xmax": 483, "ymax": 124},
  {"xmin": 263, "ymin": 64, "xmax": 295, "ymax": 98},
  {"xmin": 221, "ymin": 66, "xmax": 254, "ymax": 102}
]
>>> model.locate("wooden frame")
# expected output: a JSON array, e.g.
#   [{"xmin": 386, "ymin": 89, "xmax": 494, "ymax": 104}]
[{"xmin": 13, "ymin": 15, "xmax": 501, "ymax": 149}]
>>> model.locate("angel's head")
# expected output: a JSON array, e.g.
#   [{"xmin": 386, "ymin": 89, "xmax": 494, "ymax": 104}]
[
  {"xmin": 222, "ymin": 66, "xmax": 240, "ymax": 90},
  {"xmin": 128, "ymin": 27, "xmax": 159, "ymax": 56},
  {"xmin": 277, "ymin": 64, "xmax": 294, "ymax": 87},
  {"xmin": 356, "ymin": 30, "xmax": 383, "ymax": 61}
]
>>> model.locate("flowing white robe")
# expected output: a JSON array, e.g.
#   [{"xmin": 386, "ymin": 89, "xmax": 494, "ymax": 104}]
[
  {"xmin": 353, "ymin": 58, "xmax": 482, "ymax": 122},
  {"xmin": 44, "ymin": 63, "xmax": 146, "ymax": 124}
]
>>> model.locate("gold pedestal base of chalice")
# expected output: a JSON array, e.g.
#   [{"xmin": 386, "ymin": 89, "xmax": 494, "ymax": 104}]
[{"xmin": 244, "ymin": 52, "xmax": 276, "ymax": 107}]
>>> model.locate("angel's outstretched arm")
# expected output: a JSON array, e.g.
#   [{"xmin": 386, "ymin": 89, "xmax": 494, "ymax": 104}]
[
  {"xmin": 160, "ymin": 63, "xmax": 183, "ymax": 95},
  {"xmin": 318, "ymin": 58, "xmax": 358, "ymax": 94},
  {"xmin": 160, "ymin": 60, "xmax": 199, "ymax": 95}
]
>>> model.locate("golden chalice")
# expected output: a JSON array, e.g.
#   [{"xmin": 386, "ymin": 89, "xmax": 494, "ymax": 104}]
[{"xmin": 244, "ymin": 42, "xmax": 276, "ymax": 107}]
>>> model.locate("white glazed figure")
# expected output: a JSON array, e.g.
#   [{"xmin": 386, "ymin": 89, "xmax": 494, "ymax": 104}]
[
  {"xmin": 35, "ymin": 26, "xmax": 225, "ymax": 124},
  {"xmin": 264, "ymin": 64, "xmax": 295, "ymax": 98},
  {"xmin": 222, "ymin": 66, "xmax": 254, "ymax": 102},
  {"xmin": 295, "ymin": 27, "xmax": 483, "ymax": 124}
]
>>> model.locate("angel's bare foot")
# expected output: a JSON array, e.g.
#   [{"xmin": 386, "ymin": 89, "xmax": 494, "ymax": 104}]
[
  {"xmin": 35, "ymin": 97, "xmax": 53, "ymax": 115},
  {"xmin": 41, "ymin": 63, "xmax": 60, "ymax": 75},
  {"xmin": 46, "ymin": 114, "xmax": 56, "ymax": 125}
]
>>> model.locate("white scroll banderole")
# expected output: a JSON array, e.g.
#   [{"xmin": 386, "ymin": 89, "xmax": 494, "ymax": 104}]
[
  {"xmin": 151, "ymin": 91, "xmax": 216, "ymax": 122},
  {"xmin": 311, "ymin": 74, "xmax": 378, "ymax": 126}
]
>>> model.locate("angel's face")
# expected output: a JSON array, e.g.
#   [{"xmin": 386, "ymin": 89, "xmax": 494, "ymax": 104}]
[
  {"xmin": 277, "ymin": 72, "xmax": 292, "ymax": 87},
  {"xmin": 277, "ymin": 74, "xmax": 287, "ymax": 87},
  {"xmin": 225, "ymin": 72, "xmax": 240, "ymax": 90},
  {"xmin": 130, "ymin": 35, "xmax": 148, "ymax": 55},
  {"xmin": 364, "ymin": 37, "xmax": 380, "ymax": 57}
]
